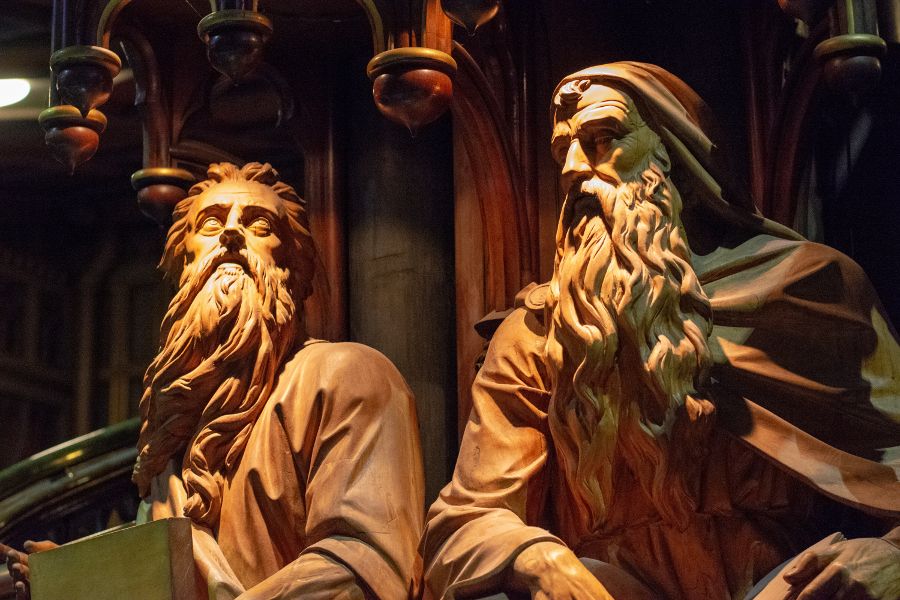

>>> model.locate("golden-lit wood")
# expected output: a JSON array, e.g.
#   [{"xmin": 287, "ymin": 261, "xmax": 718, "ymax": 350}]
[
  {"xmin": 423, "ymin": 62, "xmax": 900, "ymax": 600},
  {"xmin": 9, "ymin": 163, "xmax": 426, "ymax": 600},
  {"xmin": 132, "ymin": 163, "xmax": 423, "ymax": 599}
]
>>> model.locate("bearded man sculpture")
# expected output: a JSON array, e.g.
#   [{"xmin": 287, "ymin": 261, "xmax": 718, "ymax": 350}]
[
  {"xmin": 421, "ymin": 63, "xmax": 900, "ymax": 600},
  {"xmin": 6, "ymin": 162, "xmax": 424, "ymax": 600},
  {"xmin": 134, "ymin": 162, "xmax": 424, "ymax": 600}
]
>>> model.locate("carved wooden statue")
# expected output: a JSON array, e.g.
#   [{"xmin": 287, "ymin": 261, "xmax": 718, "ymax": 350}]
[
  {"xmin": 5, "ymin": 162, "xmax": 425, "ymax": 600},
  {"xmin": 421, "ymin": 63, "xmax": 900, "ymax": 600}
]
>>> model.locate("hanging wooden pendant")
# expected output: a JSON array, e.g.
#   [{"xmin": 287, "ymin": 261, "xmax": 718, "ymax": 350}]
[
  {"xmin": 131, "ymin": 167, "xmax": 197, "ymax": 228},
  {"xmin": 440, "ymin": 0, "xmax": 500, "ymax": 35},
  {"xmin": 368, "ymin": 48, "xmax": 457, "ymax": 136},
  {"xmin": 38, "ymin": 105, "xmax": 107, "ymax": 174},
  {"xmin": 814, "ymin": 34, "xmax": 886, "ymax": 94},
  {"xmin": 197, "ymin": 10, "xmax": 273, "ymax": 82}
]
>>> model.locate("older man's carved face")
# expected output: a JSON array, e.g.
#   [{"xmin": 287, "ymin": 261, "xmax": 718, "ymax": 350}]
[
  {"xmin": 551, "ymin": 84, "xmax": 662, "ymax": 213},
  {"xmin": 183, "ymin": 180, "xmax": 287, "ymax": 280}
]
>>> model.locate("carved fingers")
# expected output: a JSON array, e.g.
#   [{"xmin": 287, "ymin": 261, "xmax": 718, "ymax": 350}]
[
  {"xmin": 0, "ymin": 546, "xmax": 13, "ymax": 598},
  {"xmin": 782, "ymin": 537, "xmax": 900, "ymax": 600},
  {"xmin": 0, "ymin": 540, "xmax": 56, "ymax": 600},
  {"xmin": 1, "ymin": 544, "xmax": 30, "ymax": 600},
  {"xmin": 512, "ymin": 542, "xmax": 616, "ymax": 600}
]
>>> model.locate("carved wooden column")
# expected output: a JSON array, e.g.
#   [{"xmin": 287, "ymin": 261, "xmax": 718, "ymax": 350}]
[
  {"xmin": 345, "ymin": 78, "xmax": 455, "ymax": 503},
  {"xmin": 117, "ymin": 27, "xmax": 196, "ymax": 226},
  {"xmin": 443, "ymin": 6, "xmax": 540, "ymax": 431}
]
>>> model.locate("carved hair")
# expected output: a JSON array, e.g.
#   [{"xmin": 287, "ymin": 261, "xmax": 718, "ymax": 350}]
[
  {"xmin": 133, "ymin": 162, "xmax": 313, "ymax": 528},
  {"xmin": 544, "ymin": 133, "xmax": 714, "ymax": 539}
]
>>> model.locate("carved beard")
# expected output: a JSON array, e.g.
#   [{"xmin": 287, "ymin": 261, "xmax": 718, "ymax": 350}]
[
  {"xmin": 133, "ymin": 246, "xmax": 299, "ymax": 529},
  {"xmin": 544, "ymin": 153, "xmax": 714, "ymax": 541}
]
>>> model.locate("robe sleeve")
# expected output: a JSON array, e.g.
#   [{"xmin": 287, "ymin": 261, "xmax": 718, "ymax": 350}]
[
  {"xmin": 421, "ymin": 308, "xmax": 564, "ymax": 600},
  {"xmin": 287, "ymin": 342, "xmax": 425, "ymax": 600},
  {"xmin": 238, "ymin": 552, "xmax": 366, "ymax": 600}
]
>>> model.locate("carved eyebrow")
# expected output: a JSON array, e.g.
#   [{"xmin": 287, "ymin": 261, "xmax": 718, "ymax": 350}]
[
  {"xmin": 551, "ymin": 121, "xmax": 574, "ymax": 158},
  {"xmin": 241, "ymin": 204, "xmax": 279, "ymax": 222},
  {"xmin": 573, "ymin": 98, "xmax": 629, "ymax": 117},
  {"xmin": 577, "ymin": 116, "xmax": 628, "ymax": 138},
  {"xmin": 194, "ymin": 203, "xmax": 230, "ymax": 223},
  {"xmin": 194, "ymin": 202, "xmax": 280, "ymax": 223},
  {"xmin": 573, "ymin": 104, "xmax": 629, "ymax": 131},
  {"xmin": 552, "ymin": 120, "xmax": 573, "ymax": 142}
]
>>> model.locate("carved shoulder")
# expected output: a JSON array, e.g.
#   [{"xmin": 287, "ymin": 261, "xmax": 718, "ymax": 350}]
[{"xmin": 285, "ymin": 341, "xmax": 413, "ymax": 409}]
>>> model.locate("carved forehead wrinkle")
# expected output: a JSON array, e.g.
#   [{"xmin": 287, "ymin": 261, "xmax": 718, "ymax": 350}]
[
  {"xmin": 577, "ymin": 87, "xmax": 644, "ymax": 129},
  {"xmin": 189, "ymin": 181, "xmax": 286, "ymax": 224},
  {"xmin": 554, "ymin": 83, "xmax": 645, "ymax": 132}
]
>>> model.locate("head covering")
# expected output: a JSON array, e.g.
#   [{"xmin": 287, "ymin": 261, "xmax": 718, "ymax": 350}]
[{"xmin": 552, "ymin": 62, "xmax": 802, "ymax": 242}]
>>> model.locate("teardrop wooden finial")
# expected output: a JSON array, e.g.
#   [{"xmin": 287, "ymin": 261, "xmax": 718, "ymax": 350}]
[
  {"xmin": 198, "ymin": 10, "xmax": 273, "ymax": 83},
  {"xmin": 814, "ymin": 34, "xmax": 886, "ymax": 94},
  {"xmin": 367, "ymin": 48, "xmax": 456, "ymax": 135},
  {"xmin": 440, "ymin": 0, "xmax": 500, "ymax": 35},
  {"xmin": 131, "ymin": 167, "xmax": 197, "ymax": 227},
  {"xmin": 39, "ymin": 105, "xmax": 108, "ymax": 173}
]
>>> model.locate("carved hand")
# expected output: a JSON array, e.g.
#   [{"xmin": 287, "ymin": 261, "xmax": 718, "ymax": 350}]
[
  {"xmin": 0, "ymin": 540, "xmax": 58, "ymax": 600},
  {"xmin": 782, "ymin": 530, "xmax": 900, "ymax": 599},
  {"xmin": 510, "ymin": 542, "xmax": 616, "ymax": 600},
  {"xmin": 0, "ymin": 565, "xmax": 12, "ymax": 598}
]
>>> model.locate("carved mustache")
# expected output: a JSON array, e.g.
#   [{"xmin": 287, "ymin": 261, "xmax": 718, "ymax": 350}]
[
  {"xmin": 197, "ymin": 246, "xmax": 254, "ymax": 283},
  {"xmin": 564, "ymin": 178, "xmax": 618, "ymax": 226},
  {"xmin": 175, "ymin": 246, "xmax": 259, "ymax": 313}
]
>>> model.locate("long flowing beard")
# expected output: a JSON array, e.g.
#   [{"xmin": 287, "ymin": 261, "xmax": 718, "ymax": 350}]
[
  {"xmin": 133, "ymin": 247, "xmax": 299, "ymax": 529},
  {"xmin": 544, "ymin": 160, "xmax": 714, "ymax": 541}
]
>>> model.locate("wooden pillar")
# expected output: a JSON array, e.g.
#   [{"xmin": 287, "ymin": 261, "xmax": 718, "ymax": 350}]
[{"xmin": 346, "ymin": 87, "xmax": 456, "ymax": 505}]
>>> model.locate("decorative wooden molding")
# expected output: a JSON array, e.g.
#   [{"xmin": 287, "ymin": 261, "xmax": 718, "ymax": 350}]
[
  {"xmin": 742, "ymin": 6, "xmax": 826, "ymax": 226},
  {"xmin": 450, "ymin": 40, "xmax": 537, "ymax": 431}
]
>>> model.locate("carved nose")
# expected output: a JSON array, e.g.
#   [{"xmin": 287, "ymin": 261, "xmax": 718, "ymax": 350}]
[
  {"xmin": 561, "ymin": 139, "xmax": 592, "ymax": 190},
  {"xmin": 219, "ymin": 228, "xmax": 244, "ymax": 251}
]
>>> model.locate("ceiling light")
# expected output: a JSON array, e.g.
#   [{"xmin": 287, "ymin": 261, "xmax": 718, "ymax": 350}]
[{"xmin": 0, "ymin": 79, "xmax": 31, "ymax": 108}]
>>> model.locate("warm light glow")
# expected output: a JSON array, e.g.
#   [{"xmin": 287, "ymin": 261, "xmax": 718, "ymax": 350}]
[{"xmin": 0, "ymin": 79, "xmax": 31, "ymax": 107}]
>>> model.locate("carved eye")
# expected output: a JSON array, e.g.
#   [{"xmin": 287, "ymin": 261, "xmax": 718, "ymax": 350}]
[
  {"xmin": 588, "ymin": 128, "xmax": 619, "ymax": 153},
  {"xmin": 595, "ymin": 132, "xmax": 614, "ymax": 146},
  {"xmin": 198, "ymin": 216, "xmax": 223, "ymax": 235},
  {"xmin": 248, "ymin": 217, "xmax": 272, "ymax": 236},
  {"xmin": 551, "ymin": 137, "xmax": 571, "ymax": 164}
]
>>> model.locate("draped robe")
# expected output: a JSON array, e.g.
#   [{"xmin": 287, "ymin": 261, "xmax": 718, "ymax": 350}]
[
  {"xmin": 421, "ymin": 235, "xmax": 900, "ymax": 599},
  {"xmin": 141, "ymin": 340, "xmax": 424, "ymax": 600}
]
